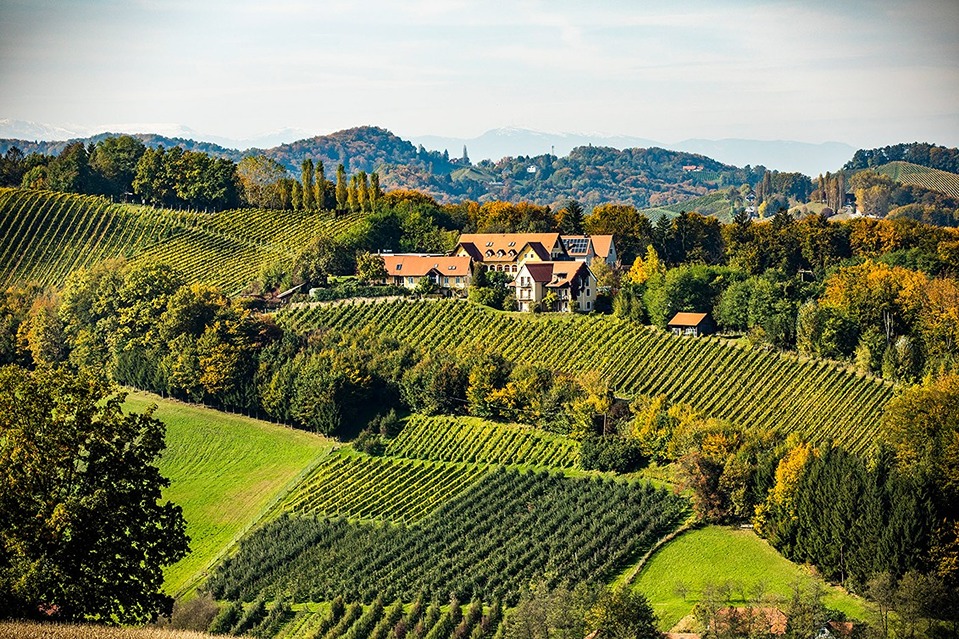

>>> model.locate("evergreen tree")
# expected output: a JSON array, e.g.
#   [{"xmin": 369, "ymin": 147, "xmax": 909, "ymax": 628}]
[
  {"xmin": 336, "ymin": 163, "xmax": 348, "ymax": 210},
  {"xmin": 301, "ymin": 158, "xmax": 315, "ymax": 210}
]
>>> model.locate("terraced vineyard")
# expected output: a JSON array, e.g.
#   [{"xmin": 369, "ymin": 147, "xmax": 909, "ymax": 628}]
[
  {"xmin": 279, "ymin": 451, "xmax": 488, "ymax": 524},
  {"xmin": 0, "ymin": 188, "xmax": 365, "ymax": 292},
  {"xmin": 387, "ymin": 414, "xmax": 579, "ymax": 468},
  {"xmin": 209, "ymin": 467, "xmax": 688, "ymax": 604},
  {"xmin": 875, "ymin": 161, "xmax": 959, "ymax": 198},
  {"xmin": 279, "ymin": 300, "xmax": 894, "ymax": 453}
]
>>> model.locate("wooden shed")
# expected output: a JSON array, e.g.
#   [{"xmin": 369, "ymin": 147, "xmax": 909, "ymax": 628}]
[{"xmin": 667, "ymin": 312, "xmax": 716, "ymax": 337}]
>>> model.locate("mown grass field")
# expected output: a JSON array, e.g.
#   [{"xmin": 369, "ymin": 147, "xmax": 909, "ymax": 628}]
[
  {"xmin": 635, "ymin": 526, "xmax": 872, "ymax": 630},
  {"xmin": 123, "ymin": 391, "xmax": 335, "ymax": 596}
]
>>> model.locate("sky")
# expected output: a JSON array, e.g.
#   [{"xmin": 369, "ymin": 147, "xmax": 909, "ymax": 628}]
[{"xmin": 1, "ymin": 0, "xmax": 958, "ymax": 148}]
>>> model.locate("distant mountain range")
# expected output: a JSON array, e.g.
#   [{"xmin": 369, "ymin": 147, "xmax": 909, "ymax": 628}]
[{"xmin": 1, "ymin": 118, "xmax": 853, "ymax": 175}]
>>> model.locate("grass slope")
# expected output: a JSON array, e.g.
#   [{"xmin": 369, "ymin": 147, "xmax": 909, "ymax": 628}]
[
  {"xmin": 875, "ymin": 161, "xmax": 959, "ymax": 199},
  {"xmin": 123, "ymin": 391, "xmax": 334, "ymax": 596},
  {"xmin": 636, "ymin": 526, "xmax": 871, "ymax": 630},
  {"xmin": 0, "ymin": 188, "xmax": 365, "ymax": 291},
  {"xmin": 279, "ymin": 300, "xmax": 893, "ymax": 454},
  {"xmin": 641, "ymin": 191, "xmax": 735, "ymax": 222},
  {"xmin": 0, "ymin": 621, "xmax": 218, "ymax": 639}
]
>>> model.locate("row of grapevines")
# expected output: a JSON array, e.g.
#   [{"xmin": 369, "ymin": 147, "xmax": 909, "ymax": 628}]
[
  {"xmin": 877, "ymin": 161, "xmax": 959, "ymax": 198},
  {"xmin": 276, "ymin": 594, "xmax": 503, "ymax": 639},
  {"xmin": 209, "ymin": 466, "xmax": 688, "ymax": 604},
  {"xmin": 279, "ymin": 451, "xmax": 488, "ymax": 524},
  {"xmin": 387, "ymin": 414, "xmax": 579, "ymax": 468},
  {"xmin": 277, "ymin": 299, "xmax": 894, "ymax": 454},
  {"xmin": 0, "ymin": 188, "xmax": 369, "ymax": 291}
]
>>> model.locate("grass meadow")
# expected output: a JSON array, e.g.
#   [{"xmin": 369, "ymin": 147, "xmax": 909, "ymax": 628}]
[
  {"xmin": 635, "ymin": 526, "xmax": 872, "ymax": 630},
  {"xmin": 123, "ymin": 391, "xmax": 335, "ymax": 596}
]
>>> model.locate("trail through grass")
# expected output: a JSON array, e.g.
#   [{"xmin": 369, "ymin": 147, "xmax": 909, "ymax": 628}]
[{"xmin": 123, "ymin": 391, "xmax": 334, "ymax": 596}]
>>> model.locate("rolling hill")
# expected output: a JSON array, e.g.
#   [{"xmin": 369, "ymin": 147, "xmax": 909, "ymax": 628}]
[
  {"xmin": 0, "ymin": 188, "xmax": 365, "ymax": 292},
  {"xmin": 278, "ymin": 300, "xmax": 893, "ymax": 454},
  {"xmin": 873, "ymin": 161, "xmax": 959, "ymax": 199}
]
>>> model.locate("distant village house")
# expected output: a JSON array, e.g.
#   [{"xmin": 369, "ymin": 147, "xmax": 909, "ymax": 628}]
[
  {"xmin": 515, "ymin": 260, "xmax": 596, "ymax": 313},
  {"xmin": 380, "ymin": 254, "xmax": 472, "ymax": 294}
]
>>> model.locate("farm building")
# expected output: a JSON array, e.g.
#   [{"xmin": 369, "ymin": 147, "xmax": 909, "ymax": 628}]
[
  {"xmin": 381, "ymin": 254, "xmax": 472, "ymax": 294},
  {"xmin": 454, "ymin": 233, "xmax": 568, "ymax": 274},
  {"xmin": 667, "ymin": 312, "xmax": 716, "ymax": 337},
  {"xmin": 561, "ymin": 235, "xmax": 618, "ymax": 268}
]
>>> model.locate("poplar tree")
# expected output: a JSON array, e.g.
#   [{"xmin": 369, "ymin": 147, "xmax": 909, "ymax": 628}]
[
  {"xmin": 301, "ymin": 158, "xmax": 315, "ymax": 210},
  {"xmin": 336, "ymin": 164, "xmax": 347, "ymax": 210},
  {"xmin": 369, "ymin": 172, "xmax": 380, "ymax": 211},
  {"xmin": 347, "ymin": 175, "xmax": 359, "ymax": 212},
  {"xmin": 357, "ymin": 171, "xmax": 369, "ymax": 212},
  {"xmin": 314, "ymin": 161, "xmax": 325, "ymax": 210},
  {"xmin": 292, "ymin": 180, "xmax": 303, "ymax": 211}
]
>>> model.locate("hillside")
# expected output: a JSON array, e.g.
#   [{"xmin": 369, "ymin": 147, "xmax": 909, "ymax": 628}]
[
  {"xmin": 123, "ymin": 391, "xmax": 333, "ymax": 596},
  {"xmin": 278, "ymin": 300, "xmax": 893, "ymax": 454},
  {"xmin": 873, "ymin": 161, "xmax": 959, "ymax": 199},
  {"xmin": 1, "ymin": 126, "xmax": 764, "ymax": 211},
  {"xmin": 0, "ymin": 188, "xmax": 365, "ymax": 291}
]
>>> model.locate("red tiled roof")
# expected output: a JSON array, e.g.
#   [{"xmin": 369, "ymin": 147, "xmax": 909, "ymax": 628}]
[
  {"xmin": 590, "ymin": 235, "xmax": 614, "ymax": 259},
  {"xmin": 457, "ymin": 233, "xmax": 563, "ymax": 263},
  {"xmin": 382, "ymin": 254, "xmax": 472, "ymax": 277},
  {"xmin": 667, "ymin": 312, "xmax": 711, "ymax": 327}
]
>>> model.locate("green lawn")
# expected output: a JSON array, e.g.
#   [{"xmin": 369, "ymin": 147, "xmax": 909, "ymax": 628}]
[
  {"xmin": 123, "ymin": 391, "xmax": 335, "ymax": 596},
  {"xmin": 635, "ymin": 526, "xmax": 872, "ymax": 630}
]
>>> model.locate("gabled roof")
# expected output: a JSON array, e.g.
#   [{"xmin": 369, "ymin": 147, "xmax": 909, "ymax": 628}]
[
  {"xmin": 590, "ymin": 235, "xmax": 615, "ymax": 259},
  {"xmin": 667, "ymin": 312, "xmax": 712, "ymax": 327},
  {"xmin": 520, "ymin": 261, "xmax": 592, "ymax": 288},
  {"xmin": 525, "ymin": 262, "xmax": 555, "ymax": 283},
  {"xmin": 457, "ymin": 233, "xmax": 564, "ymax": 262},
  {"xmin": 382, "ymin": 254, "xmax": 472, "ymax": 277}
]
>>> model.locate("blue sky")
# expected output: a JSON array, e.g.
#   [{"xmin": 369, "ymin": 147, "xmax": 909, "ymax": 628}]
[{"xmin": 1, "ymin": 0, "xmax": 957, "ymax": 147}]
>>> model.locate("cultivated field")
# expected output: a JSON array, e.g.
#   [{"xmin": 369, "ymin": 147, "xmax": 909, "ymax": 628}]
[
  {"xmin": 278, "ymin": 300, "xmax": 894, "ymax": 453},
  {"xmin": 386, "ymin": 414, "xmax": 580, "ymax": 468},
  {"xmin": 875, "ymin": 161, "xmax": 959, "ymax": 198},
  {"xmin": 0, "ymin": 188, "xmax": 365, "ymax": 292}
]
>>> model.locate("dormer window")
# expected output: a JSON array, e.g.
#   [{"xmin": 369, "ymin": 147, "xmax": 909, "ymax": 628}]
[
  {"xmin": 497, "ymin": 249, "xmax": 505, "ymax": 256},
  {"xmin": 396, "ymin": 264, "xmax": 402, "ymax": 271},
  {"xmin": 508, "ymin": 249, "xmax": 516, "ymax": 256},
  {"xmin": 485, "ymin": 250, "xmax": 494, "ymax": 257}
]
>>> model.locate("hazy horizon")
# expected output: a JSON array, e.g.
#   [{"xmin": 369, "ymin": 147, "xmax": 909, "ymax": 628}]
[{"xmin": 1, "ymin": 1, "xmax": 958, "ymax": 149}]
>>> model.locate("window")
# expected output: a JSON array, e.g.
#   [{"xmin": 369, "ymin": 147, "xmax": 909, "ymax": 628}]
[
  {"xmin": 586, "ymin": 301, "xmax": 591, "ymax": 310},
  {"xmin": 444, "ymin": 277, "xmax": 449, "ymax": 285},
  {"xmin": 486, "ymin": 241, "xmax": 494, "ymax": 247},
  {"xmin": 407, "ymin": 277, "xmax": 413, "ymax": 284},
  {"xmin": 455, "ymin": 277, "xmax": 462, "ymax": 284},
  {"xmin": 586, "ymin": 288, "xmax": 590, "ymax": 297},
  {"xmin": 396, "ymin": 264, "xmax": 402, "ymax": 271},
  {"xmin": 485, "ymin": 249, "xmax": 494, "ymax": 257}
]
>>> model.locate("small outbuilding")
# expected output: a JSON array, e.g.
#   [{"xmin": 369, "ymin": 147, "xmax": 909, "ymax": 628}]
[{"xmin": 667, "ymin": 312, "xmax": 716, "ymax": 337}]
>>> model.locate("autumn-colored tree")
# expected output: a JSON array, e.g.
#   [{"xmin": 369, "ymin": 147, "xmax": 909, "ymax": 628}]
[
  {"xmin": 237, "ymin": 155, "xmax": 288, "ymax": 209},
  {"xmin": 355, "ymin": 251, "xmax": 387, "ymax": 284},
  {"xmin": 369, "ymin": 172, "xmax": 380, "ymax": 211}
]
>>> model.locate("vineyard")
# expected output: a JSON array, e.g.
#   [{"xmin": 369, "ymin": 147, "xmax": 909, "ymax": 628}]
[
  {"xmin": 386, "ymin": 414, "xmax": 580, "ymax": 468},
  {"xmin": 208, "ymin": 467, "xmax": 688, "ymax": 604},
  {"xmin": 277, "ymin": 300, "xmax": 894, "ymax": 454},
  {"xmin": 874, "ymin": 161, "xmax": 959, "ymax": 198},
  {"xmin": 0, "ymin": 188, "xmax": 365, "ymax": 292},
  {"xmin": 279, "ymin": 451, "xmax": 488, "ymax": 524},
  {"xmin": 273, "ymin": 594, "xmax": 504, "ymax": 639}
]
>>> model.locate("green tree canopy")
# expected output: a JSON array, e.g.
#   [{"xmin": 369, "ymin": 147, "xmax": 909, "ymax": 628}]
[{"xmin": 0, "ymin": 365, "xmax": 189, "ymax": 623}]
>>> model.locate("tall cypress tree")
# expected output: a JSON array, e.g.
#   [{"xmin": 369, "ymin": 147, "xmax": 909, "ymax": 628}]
[
  {"xmin": 301, "ymin": 159, "xmax": 315, "ymax": 210},
  {"xmin": 291, "ymin": 180, "xmax": 303, "ymax": 211},
  {"xmin": 314, "ymin": 161, "xmax": 325, "ymax": 210},
  {"xmin": 336, "ymin": 164, "xmax": 347, "ymax": 210}
]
